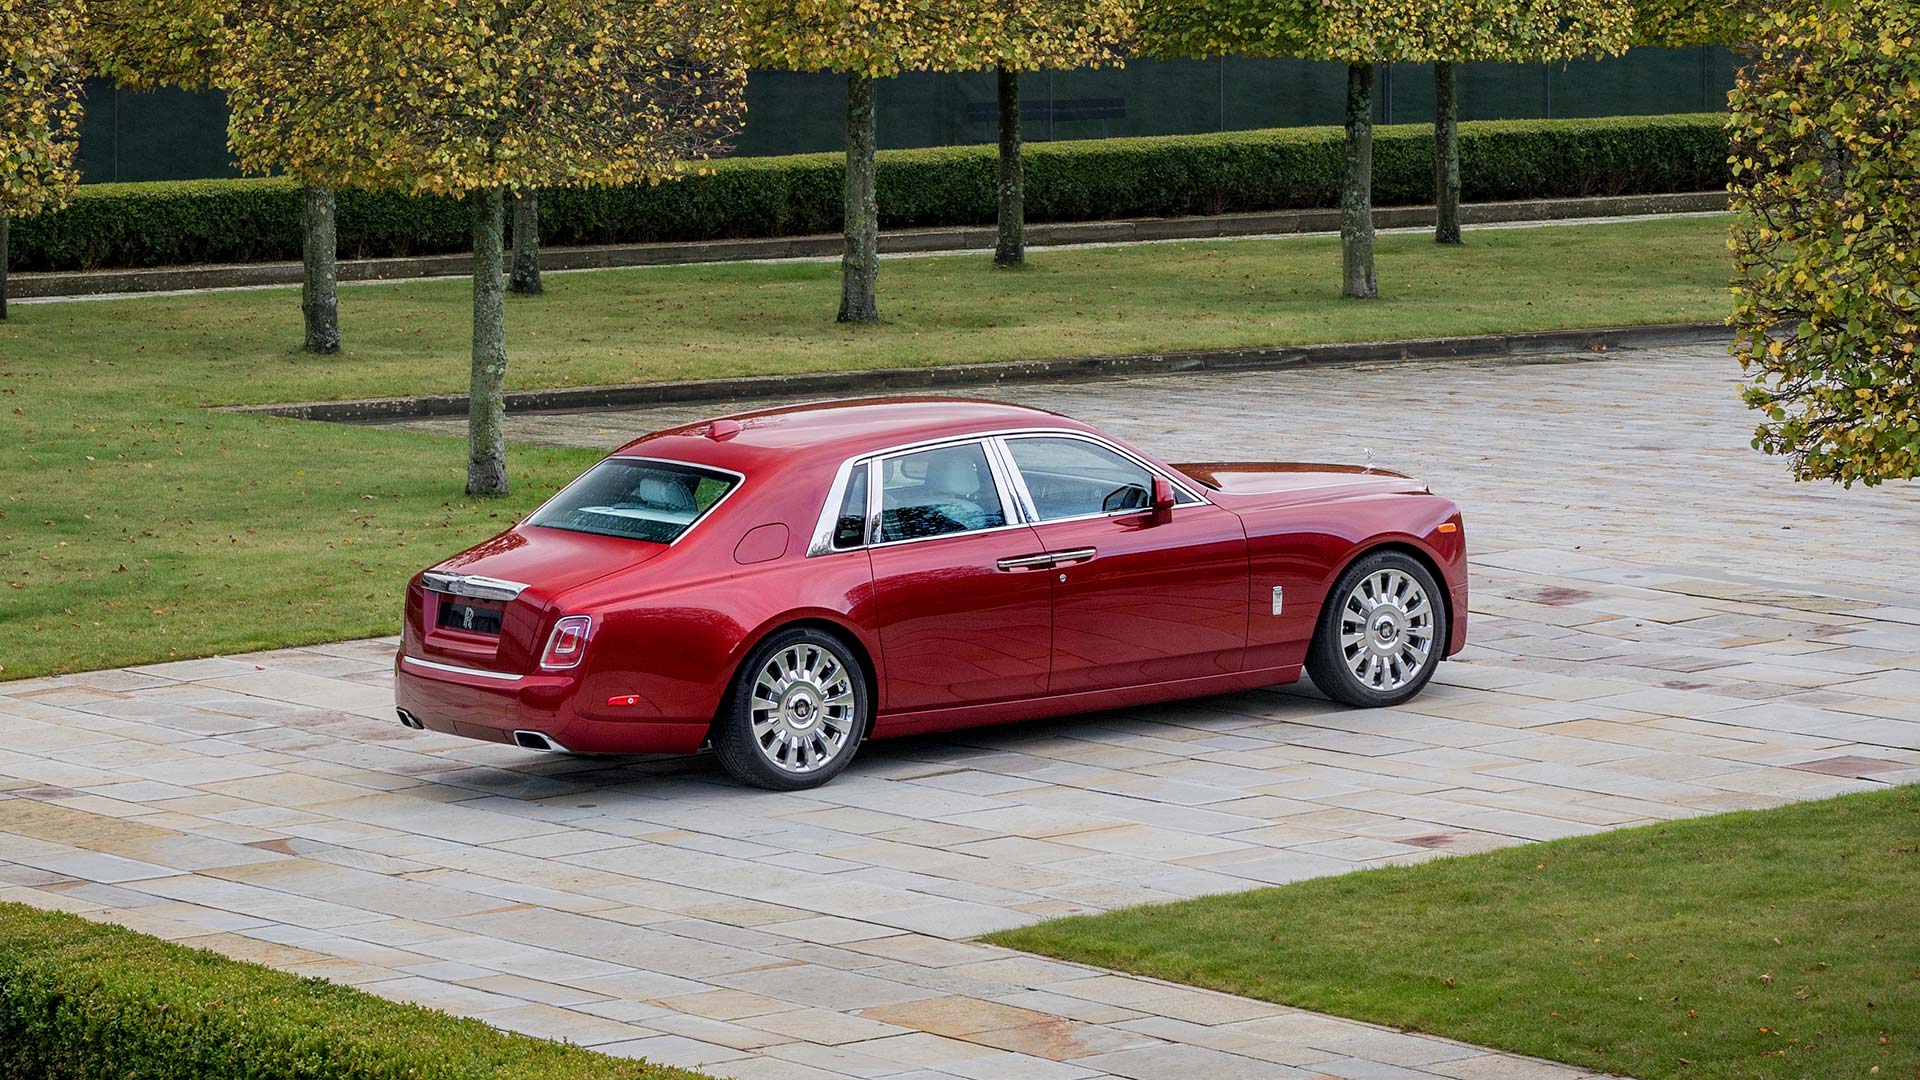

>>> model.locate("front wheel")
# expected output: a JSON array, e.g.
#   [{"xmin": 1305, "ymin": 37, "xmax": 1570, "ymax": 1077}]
[
  {"xmin": 1306, "ymin": 550, "xmax": 1445, "ymax": 708},
  {"xmin": 713, "ymin": 627, "xmax": 870, "ymax": 790}
]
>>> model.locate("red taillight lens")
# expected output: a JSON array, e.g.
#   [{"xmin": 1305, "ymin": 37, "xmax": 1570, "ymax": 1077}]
[{"xmin": 540, "ymin": 616, "xmax": 592, "ymax": 670}]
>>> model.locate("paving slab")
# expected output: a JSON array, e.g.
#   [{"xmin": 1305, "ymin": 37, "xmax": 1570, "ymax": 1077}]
[{"xmin": 5, "ymin": 344, "xmax": 1918, "ymax": 1080}]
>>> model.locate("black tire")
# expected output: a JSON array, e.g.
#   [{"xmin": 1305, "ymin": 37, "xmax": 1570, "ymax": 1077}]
[
  {"xmin": 1305, "ymin": 549, "xmax": 1447, "ymax": 708},
  {"xmin": 713, "ymin": 626, "xmax": 870, "ymax": 791}
]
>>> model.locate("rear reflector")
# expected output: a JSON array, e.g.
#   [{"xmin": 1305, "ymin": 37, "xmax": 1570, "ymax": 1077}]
[
  {"xmin": 606, "ymin": 694, "xmax": 641, "ymax": 708},
  {"xmin": 540, "ymin": 616, "xmax": 592, "ymax": 670}
]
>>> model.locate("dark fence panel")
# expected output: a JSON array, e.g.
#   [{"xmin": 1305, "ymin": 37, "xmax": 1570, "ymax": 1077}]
[{"xmin": 76, "ymin": 49, "xmax": 1739, "ymax": 184}]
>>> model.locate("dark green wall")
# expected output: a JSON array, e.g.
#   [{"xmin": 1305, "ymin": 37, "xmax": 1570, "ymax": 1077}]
[{"xmin": 77, "ymin": 47, "xmax": 1738, "ymax": 184}]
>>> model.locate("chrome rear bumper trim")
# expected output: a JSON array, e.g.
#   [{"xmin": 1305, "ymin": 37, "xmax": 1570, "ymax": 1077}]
[{"xmin": 401, "ymin": 655, "xmax": 525, "ymax": 683}]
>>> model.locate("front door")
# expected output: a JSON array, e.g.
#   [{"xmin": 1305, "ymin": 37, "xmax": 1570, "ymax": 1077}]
[
  {"xmin": 1000, "ymin": 434, "xmax": 1248, "ymax": 694},
  {"xmin": 864, "ymin": 440, "xmax": 1054, "ymax": 713}
]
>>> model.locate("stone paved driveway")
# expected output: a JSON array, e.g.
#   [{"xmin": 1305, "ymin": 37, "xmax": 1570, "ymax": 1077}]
[{"xmin": 4, "ymin": 343, "xmax": 1918, "ymax": 1080}]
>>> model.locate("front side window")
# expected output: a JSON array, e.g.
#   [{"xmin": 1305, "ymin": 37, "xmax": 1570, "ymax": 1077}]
[
  {"xmin": 877, "ymin": 443, "xmax": 1007, "ymax": 543},
  {"xmin": 527, "ymin": 459, "xmax": 736, "ymax": 543},
  {"xmin": 1006, "ymin": 436, "xmax": 1155, "ymax": 521}
]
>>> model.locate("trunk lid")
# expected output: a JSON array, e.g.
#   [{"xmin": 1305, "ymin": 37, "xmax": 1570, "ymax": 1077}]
[{"xmin": 407, "ymin": 525, "xmax": 665, "ymax": 672}]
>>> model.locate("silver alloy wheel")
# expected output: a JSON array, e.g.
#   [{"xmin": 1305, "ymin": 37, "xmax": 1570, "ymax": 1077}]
[
  {"xmin": 749, "ymin": 642, "xmax": 858, "ymax": 775},
  {"xmin": 1338, "ymin": 567, "xmax": 1436, "ymax": 693}
]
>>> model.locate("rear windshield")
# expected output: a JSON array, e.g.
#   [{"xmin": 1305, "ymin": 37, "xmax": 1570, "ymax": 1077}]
[{"xmin": 526, "ymin": 458, "xmax": 737, "ymax": 544}]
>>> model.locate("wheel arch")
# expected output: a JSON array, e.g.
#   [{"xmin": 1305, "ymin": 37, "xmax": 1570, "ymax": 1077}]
[
  {"xmin": 708, "ymin": 614, "xmax": 881, "ymax": 743},
  {"xmin": 1318, "ymin": 539, "xmax": 1457, "ymax": 656}
]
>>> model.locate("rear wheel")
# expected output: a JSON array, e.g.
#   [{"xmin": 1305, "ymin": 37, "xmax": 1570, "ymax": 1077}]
[
  {"xmin": 1306, "ymin": 550, "xmax": 1445, "ymax": 708},
  {"xmin": 713, "ymin": 627, "xmax": 869, "ymax": 790}
]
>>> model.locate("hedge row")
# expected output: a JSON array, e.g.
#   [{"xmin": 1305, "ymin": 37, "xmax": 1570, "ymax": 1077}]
[
  {"xmin": 12, "ymin": 113, "xmax": 1728, "ymax": 272},
  {"xmin": 0, "ymin": 902, "xmax": 707, "ymax": 1080}
]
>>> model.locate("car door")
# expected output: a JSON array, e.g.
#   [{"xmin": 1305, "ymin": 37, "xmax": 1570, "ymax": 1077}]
[
  {"xmin": 998, "ymin": 433, "xmax": 1249, "ymax": 694},
  {"xmin": 861, "ymin": 439, "xmax": 1055, "ymax": 713}
]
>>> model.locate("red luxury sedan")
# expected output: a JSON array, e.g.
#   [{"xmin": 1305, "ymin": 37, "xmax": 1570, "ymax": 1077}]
[{"xmin": 394, "ymin": 398, "xmax": 1467, "ymax": 790}]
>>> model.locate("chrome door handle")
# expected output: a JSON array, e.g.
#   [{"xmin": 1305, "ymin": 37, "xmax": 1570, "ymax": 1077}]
[
  {"xmin": 996, "ymin": 552, "xmax": 1057, "ymax": 571},
  {"xmin": 1046, "ymin": 547, "xmax": 1097, "ymax": 566}
]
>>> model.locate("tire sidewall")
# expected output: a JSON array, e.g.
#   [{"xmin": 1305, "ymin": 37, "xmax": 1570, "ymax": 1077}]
[
  {"xmin": 1310, "ymin": 551, "xmax": 1447, "ymax": 708},
  {"xmin": 716, "ymin": 627, "xmax": 870, "ymax": 790}
]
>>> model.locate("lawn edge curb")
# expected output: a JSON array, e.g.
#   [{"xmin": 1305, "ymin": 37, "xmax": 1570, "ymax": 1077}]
[
  {"xmin": 18, "ymin": 191, "xmax": 1727, "ymax": 300},
  {"xmin": 225, "ymin": 322, "xmax": 1728, "ymax": 423}
]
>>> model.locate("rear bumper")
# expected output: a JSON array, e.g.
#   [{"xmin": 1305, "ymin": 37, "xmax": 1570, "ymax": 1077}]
[{"xmin": 393, "ymin": 654, "xmax": 709, "ymax": 755}]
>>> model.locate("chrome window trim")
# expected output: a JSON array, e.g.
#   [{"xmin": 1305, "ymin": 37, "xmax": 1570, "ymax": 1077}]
[
  {"xmin": 803, "ymin": 428, "xmax": 1211, "ymax": 557},
  {"xmin": 525, "ymin": 455, "xmax": 748, "ymax": 548},
  {"xmin": 401, "ymin": 655, "xmax": 525, "ymax": 683}
]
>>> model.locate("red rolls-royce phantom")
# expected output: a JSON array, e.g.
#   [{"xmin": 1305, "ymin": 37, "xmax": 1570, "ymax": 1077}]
[{"xmin": 394, "ymin": 398, "xmax": 1467, "ymax": 790}]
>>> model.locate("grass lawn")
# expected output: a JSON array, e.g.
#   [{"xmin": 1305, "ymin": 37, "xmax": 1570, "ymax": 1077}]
[
  {"xmin": 988, "ymin": 785, "xmax": 1920, "ymax": 1080},
  {"xmin": 0, "ymin": 216, "xmax": 1730, "ymax": 679}
]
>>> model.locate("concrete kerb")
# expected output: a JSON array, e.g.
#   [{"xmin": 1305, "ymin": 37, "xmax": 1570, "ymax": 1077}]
[{"xmin": 221, "ymin": 322, "xmax": 1728, "ymax": 425}]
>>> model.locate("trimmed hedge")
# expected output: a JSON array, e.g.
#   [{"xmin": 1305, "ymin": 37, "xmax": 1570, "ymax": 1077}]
[
  {"xmin": 11, "ymin": 113, "xmax": 1728, "ymax": 272},
  {"xmin": 0, "ymin": 902, "xmax": 709, "ymax": 1080}
]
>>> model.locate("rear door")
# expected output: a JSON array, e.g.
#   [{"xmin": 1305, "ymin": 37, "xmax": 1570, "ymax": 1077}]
[
  {"xmin": 998, "ymin": 434, "xmax": 1248, "ymax": 694},
  {"xmin": 862, "ymin": 439, "xmax": 1055, "ymax": 712}
]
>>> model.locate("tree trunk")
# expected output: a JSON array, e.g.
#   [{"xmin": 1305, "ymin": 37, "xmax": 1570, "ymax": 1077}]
[
  {"xmin": 1342, "ymin": 63, "xmax": 1378, "ymax": 300},
  {"xmin": 302, "ymin": 184, "xmax": 341, "ymax": 353},
  {"xmin": 467, "ymin": 187, "xmax": 509, "ymax": 498},
  {"xmin": 509, "ymin": 191, "xmax": 543, "ymax": 295},
  {"xmin": 839, "ymin": 71, "xmax": 879, "ymax": 323},
  {"xmin": 0, "ymin": 214, "xmax": 9, "ymax": 321},
  {"xmin": 995, "ymin": 65, "xmax": 1025, "ymax": 269},
  {"xmin": 1434, "ymin": 62, "xmax": 1462, "ymax": 245}
]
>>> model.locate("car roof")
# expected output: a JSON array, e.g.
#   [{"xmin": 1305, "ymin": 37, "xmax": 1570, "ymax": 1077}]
[{"xmin": 612, "ymin": 397, "xmax": 1094, "ymax": 471}]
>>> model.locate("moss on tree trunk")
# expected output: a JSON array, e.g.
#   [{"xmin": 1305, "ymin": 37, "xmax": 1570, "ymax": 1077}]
[
  {"xmin": 301, "ymin": 185, "xmax": 341, "ymax": 353},
  {"xmin": 1342, "ymin": 63, "xmax": 1378, "ymax": 300},
  {"xmin": 509, "ymin": 191, "xmax": 543, "ymax": 295},
  {"xmin": 0, "ymin": 214, "xmax": 9, "ymax": 321},
  {"xmin": 996, "ymin": 65, "xmax": 1025, "ymax": 269},
  {"xmin": 467, "ymin": 187, "xmax": 509, "ymax": 498},
  {"xmin": 1434, "ymin": 62, "xmax": 1462, "ymax": 245},
  {"xmin": 839, "ymin": 71, "xmax": 879, "ymax": 324}
]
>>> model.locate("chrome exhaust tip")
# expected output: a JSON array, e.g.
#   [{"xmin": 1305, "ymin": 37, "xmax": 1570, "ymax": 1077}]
[
  {"xmin": 512, "ymin": 730, "xmax": 566, "ymax": 752},
  {"xmin": 396, "ymin": 708, "xmax": 425, "ymax": 730}
]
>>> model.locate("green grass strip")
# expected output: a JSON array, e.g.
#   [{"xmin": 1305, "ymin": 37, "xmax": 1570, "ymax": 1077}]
[{"xmin": 988, "ymin": 785, "xmax": 1920, "ymax": 1080}]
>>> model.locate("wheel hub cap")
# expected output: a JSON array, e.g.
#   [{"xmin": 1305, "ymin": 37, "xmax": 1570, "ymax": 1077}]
[
  {"xmin": 1338, "ymin": 568, "xmax": 1435, "ymax": 693},
  {"xmin": 750, "ymin": 643, "xmax": 857, "ymax": 774}
]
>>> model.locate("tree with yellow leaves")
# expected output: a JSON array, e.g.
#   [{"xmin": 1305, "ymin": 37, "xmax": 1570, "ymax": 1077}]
[
  {"xmin": 1417, "ymin": 1, "xmax": 1631, "ymax": 245},
  {"xmin": 0, "ymin": 0, "xmax": 86, "ymax": 321},
  {"xmin": 86, "ymin": 0, "xmax": 350, "ymax": 354},
  {"xmin": 1146, "ymin": 0, "xmax": 1625, "ymax": 295},
  {"xmin": 980, "ymin": 1, "xmax": 1134, "ymax": 268},
  {"xmin": 224, "ymin": 0, "xmax": 746, "ymax": 496},
  {"xmin": 742, "ymin": 3, "xmax": 1001, "ymax": 321},
  {"xmin": 1730, "ymin": 0, "xmax": 1919, "ymax": 486}
]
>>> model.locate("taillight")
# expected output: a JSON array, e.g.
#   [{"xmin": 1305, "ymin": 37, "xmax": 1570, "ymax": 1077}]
[{"xmin": 540, "ymin": 616, "xmax": 592, "ymax": 670}]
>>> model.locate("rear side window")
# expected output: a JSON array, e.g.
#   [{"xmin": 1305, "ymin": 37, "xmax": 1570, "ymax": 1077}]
[
  {"xmin": 527, "ymin": 459, "xmax": 737, "ymax": 543},
  {"xmin": 877, "ymin": 442, "xmax": 1007, "ymax": 543},
  {"xmin": 832, "ymin": 465, "xmax": 870, "ymax": 549}
]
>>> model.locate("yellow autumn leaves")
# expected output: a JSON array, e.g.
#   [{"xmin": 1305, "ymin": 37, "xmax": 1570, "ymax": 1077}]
[
  {"xmin": 1729, "ymin": 0, "xmax": 1920, "ymax": 485},
  {"xmin": 0, "ymin": 0, "xmax": 86, "ymax": 220},
  {"xmin": 737, "ymin": 0, "xmax": 1134, "ymax": 78}
]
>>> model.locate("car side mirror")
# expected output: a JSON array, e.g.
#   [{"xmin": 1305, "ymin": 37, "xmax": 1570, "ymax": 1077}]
[{"xmin": 1151, "ymin": 476, "xmax": 1175, "ymax": 525}]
